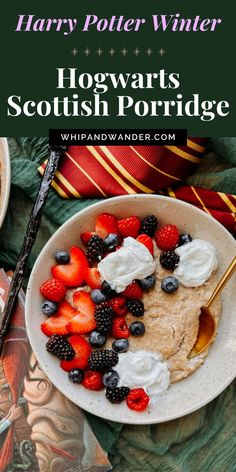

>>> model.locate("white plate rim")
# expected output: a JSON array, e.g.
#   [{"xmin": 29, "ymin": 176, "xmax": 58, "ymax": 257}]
[
  {"xmin": 25, "ymin": 194, "xmax": 236, "ymax": 425},
  {"xmin": 0, "ymin": 138, "xmax": 11, "ymax": 229}
]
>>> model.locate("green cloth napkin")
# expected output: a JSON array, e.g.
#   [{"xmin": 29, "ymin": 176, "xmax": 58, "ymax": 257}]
[{"xmin": 0, "ymin": 137, "xmax": 235, "ymax": 472}]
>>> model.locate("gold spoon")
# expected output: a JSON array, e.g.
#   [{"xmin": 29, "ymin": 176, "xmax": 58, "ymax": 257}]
[{"xmin": 189, "ymin": 255, "xmax": 236, "ymax": 358}]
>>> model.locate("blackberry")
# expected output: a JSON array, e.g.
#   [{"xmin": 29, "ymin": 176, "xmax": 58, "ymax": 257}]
[
  {"xmin": 140, "ymin": 215, "xmax": 158, "ymax": 237},
  {"xmin": 88, "ymin": 349, "xmax": 119, "ymax": 371},
  {"xmin": 101, "ymin": 281, "xmax": 116, "ymax": 298},
  {"xmin": 105, "ymin": 386, "xmax": 130, "ymax": 404},
  {"xmin": 126, "ymin": 299, "xmax": 144, "ymax": 317},
  {"xmin": 160, "ymin": 251, "xmax": 180, "ymax": 270},
  {"xmin": 46, "ymin": 334, "xmax": 75, "ymax": 361},
  {"xmin": 95, "ymin": 304, "xmax": 114, "ymax": 334},
  {"xmin": 87, "ymin": 235, "xmax": 105, "ymax": 262}
]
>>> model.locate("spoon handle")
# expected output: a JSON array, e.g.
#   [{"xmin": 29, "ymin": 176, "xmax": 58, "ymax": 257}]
[{"xmin": 206, "ymin": 255, "xmax": 236, "ymax": 309}]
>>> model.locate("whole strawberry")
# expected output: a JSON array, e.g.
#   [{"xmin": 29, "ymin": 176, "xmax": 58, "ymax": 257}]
[
  {"xmin": 118, "ymin": 216, "xmax": 141, "ymax": 239},
  {"xmin": 155, "ymin": 224, "xmax": 179, "ymax": 251},
  {"xmin": 40, "ymin": 278, "xmax": 66, "ymax": 302}
]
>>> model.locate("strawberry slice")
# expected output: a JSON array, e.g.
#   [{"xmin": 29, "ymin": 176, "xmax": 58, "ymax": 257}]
[
  {"xmin": 81, "ymin": 231, "xmax": 96, "ymax": 246},
  {"xmin": 41, "ymin": 301, "xmax": 75, "ymax": 337},
  {"xmin": 95, "ymin": 213, "xmax": 118, "ymax": 238},
  {"xmin": 66, "ymin": 291, "xmax": 96, "ymax": 334},
  {"xmin": 60, "ymin": 335, "xmax": 92, "ymax": 371},
  {"xmin": 52, "ymin": 246, "xmax": 89, "ymax": 287},
  {"xmin": 84, "ymin": 268, "xmax": 102, "ymax": 289}
]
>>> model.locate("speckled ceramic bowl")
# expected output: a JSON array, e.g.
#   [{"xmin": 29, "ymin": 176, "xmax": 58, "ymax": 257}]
[
  {"xmin": 0, "ymin": 138, "xmax": 11, "ymax": 229},
  {"xmin": 25, "ymin": 195, "xmax": 236, "ymax": 425}
]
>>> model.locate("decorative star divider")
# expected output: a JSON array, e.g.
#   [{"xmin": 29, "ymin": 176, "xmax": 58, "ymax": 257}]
[{"xmin": 71, "ymin": 47, "xmax": 166, "ymax": 57}]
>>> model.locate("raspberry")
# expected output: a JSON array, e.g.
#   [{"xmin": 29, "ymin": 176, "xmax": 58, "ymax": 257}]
[
  {"xmin": 88, "ymin": 349, "xmax": 118, "ymax": 371},
  {"xmin": 118, "ymin": 216, "xmax": 141, "ymax": 239},
  {"xmin": 140, "ymin": 215, "xmax": 158, "ymax": 237},
  {"xmin": 105, "ymin": 386, "xmax": 130, "ymax": 404},
  {"xmin": 40, "ymin": 278, "xmax": 66, "ymax": 302},
  {"xmin": 155, "ymin": 224, "xmax": 179, "ymax": 251},
  {"xmin": 46, "ymin": 334, "xmax": 75, "ymax": 361},
  {"xmin": 160, "ymin": 251, "xmax": 180, "ymax": 270},
  {"xmin": 122, "ymin": 281, "xmax": 143, "ymax": 299},
  {"xmin": 126, "ymin": 388, "xmax": 150, "ymax": 411},
  {"xmin": 112, "ymin": 317, "xmax": 130, "ymax": 339},
  {"xmin": 136, "ymin": 234, "xmax": 154, "ymax": 256},
  {"xmin": 82, "ymin": 370, "xmax": 104, "ymax": 390},
  {"xmin": 87, "ymin": 235, "xmax": 105, "ymax": 262},
  {"xmin": 126, "ymin": 299, "xmax": 144, "ymax": 317},
  {"xmin": 95, "ymin": 304, "xmax": 114, "ymax": 334},
  {"xmin": 109, "ymin": 297, "xmax": 128, "ymax": 316}
]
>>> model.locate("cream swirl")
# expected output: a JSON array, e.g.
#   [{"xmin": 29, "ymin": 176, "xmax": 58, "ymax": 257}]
[
  {"xmin": 174, "ymin": 239, "xmax": 218, "ymax": 287},
  {"xmin": 115, "ymin": 350, "xmax": 170, "ymax": 398},
  {"xmin": 98, "ymin": 237, "xmax": 156, "ymax": 293}
]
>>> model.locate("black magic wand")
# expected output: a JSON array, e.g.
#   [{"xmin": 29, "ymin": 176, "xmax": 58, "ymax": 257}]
[{"xmin": 0, "ymin": 145, "xmax": 65, "ymax": 356}]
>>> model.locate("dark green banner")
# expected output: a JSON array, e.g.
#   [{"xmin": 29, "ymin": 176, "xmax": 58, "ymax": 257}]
[{"xmin": 1, "ymin": 0, "xmax": 235, "ymax": 136}]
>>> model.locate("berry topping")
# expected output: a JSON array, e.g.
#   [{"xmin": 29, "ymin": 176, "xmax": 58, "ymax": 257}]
[
  {"xmin": 130, "ymin": 321, "xmax": 145, "ymax": 337},
  {"xmin": 40, "ymin": 278, "xmax": 66, "ymax": 302},
  {"xmin": 112, "ymin": 338, "xmax": 129, "ymax": 353},
  {"xmin": 46, "ymin": 334, "xmax": 75, "ymax": 361},
  {"xmin": 41, "ymin": 301, "xmax": 75, "ymax": 337},
  {"xmin": 81, "ymin": 231, "xmax": 97, "ymax": 246},
  {"xmin": 66, "ymin": 291, "xmax": 96, "ymax": 334},
  {"xmin": 104, "ymin": 233, "xmax": 119, "ymax": 251},
  {"xmin": 118, "ymin": 216, "xmax": 141, "ymax": 239},
  {"xmin": 60, "ymin": 334, "xmax": 92, "ymax": 372},
  {"xmin": 54, "ymin": 250, "xmax": 70, "ymax": 265},
  {"xmin": 136, "ymin": 234, "xmax": 154, "ymax": 256},
  {"xmin": 155, "ymin": 224, "xmax": 180, "ymax": 251},
  {"xmin": 140, "ymin": 215, "xmax": 158, "ymax": 237},
  {"xmin": 109, "ymin": 296, "xmax": 127, "ymax": 316},
  {"xmin": 112, "ymin": 317, "xmax": 130, "ymax": 339},
  {"xmin": 105, "ymin": 386, "xmax": 130, "ymax": 404},
  {"xmin": 102, "ymin": 370, "xmax": 120, "ymax": 388},
  {"xmin": 95, "ymin": 304, "xmax": 114, "ymax": 335},
  {"xmin": 178, "ymin": 233, "xmax": 192, "ymax": 246},
  {"xmin": 95, "ymin": 213, "xmax": 119, "ymax": 239},
  {"xmin": 82, "ymin": 370, "xmax": 104, "ymax": 390},
  {"xmin": 42, "ymin": 300, "xmax": 58, "ymax": 316},
  {"xmin": 52, "ymin": 246, "xmax": 89, "ymax": 287},
  {"xmin": 139, "ymin": 275, "xmax": 156, "ymax": 291},
  {"xmin": 89, "ymin": 330, "xmax": 107, "ymax": 348},
  {"xmin": 101, "ymin": 281, "xmax": 116, "ymax": 298},
  {"xmin": 126, "ymin": 388, "xmax": 150, "ymax": 412},
  {"xmin": 88, "ymin": 349, "xmax": 119, "ymax": 371},
  {"xmin": 87, "ymin": 235, "xmax": 105, "ymax": 262},
  {"xmin": 84, "ymin": 268, "xmax": 102, "ymax": 290},
  {"xmin": 161, "ymin": 276, "xmax": 179, "ymax": 293},
  {"xmin": 126, "ymin": 299, "xmax": 144, "ymax": 317},
  {"xmin": 160, "ymin": 251, "xmax": 180, "ymax": 271},
  {"xmin": 90, "ymin": 289, "xmax": 107, "ymax": 304},
  {"xmin": 122, "ymin": 281, "xmax": 143, "ymax": 299},
  {"xmin": 68, "ymin": 368, "xmax": 84, "ymax": 384}
]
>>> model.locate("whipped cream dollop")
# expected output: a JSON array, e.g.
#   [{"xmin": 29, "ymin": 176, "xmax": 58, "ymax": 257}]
[
  {"xmin": 174, "ymin": 239, "xmax": 218, "ymax": 287},
  {"xmin": 98, "ymin": 237, "xmax": 156, "ymax": 293},
  {"xmin": 115, "ymin": 350, "xmax": 170, "ymax": 398}
]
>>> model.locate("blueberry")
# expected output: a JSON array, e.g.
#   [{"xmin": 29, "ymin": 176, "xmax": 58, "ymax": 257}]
[
  {"xmin": 89, "ymin": 331, "xmax": 107, "ymax": 348},
  {"xmin": 104, "ymin": 233, "xmax": 119, "ymax": 251},
  {"xmin": 161, "ymin": 276, "xmax": 179, "ymax": 294},
  {"xmin": 42, "ymin": 300, "xmax": 58, "ymax": 316},
  {"xmin": 102, "ymin": 370, "xmax": 120, "ymax": 388},
  {"xmin": 91, "ymin": 289, "xmax": 107, "ymax": 304},
  {"xmin": 68, "ymin": 368, "xmax": 84, "ymax": 384},
  {"xmin": 178, "ymin": 234, "xmax": 192, "ymax": 246},
  {"xmin": 101, "ymin": 281, "xmax": 116, "ymax": 298},
  {"xmin": 130, "ymin": 321, "xmax": 145, "ymax": 337},
  {"xmin": 112, "ymin": 338, "xmax": 129, "ymax": 353},
  {"xmin": 55, "ymin": 250, "xmax": 70, "ymax": 264},
  {"xmin": 139, "ymin": 275, "xmax": 156, "ymax": 290}
]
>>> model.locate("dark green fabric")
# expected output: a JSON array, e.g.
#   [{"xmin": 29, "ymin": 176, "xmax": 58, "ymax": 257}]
[{"xmin": 0, "ymin": 138, "xmax": 235, "ymax": 472}]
